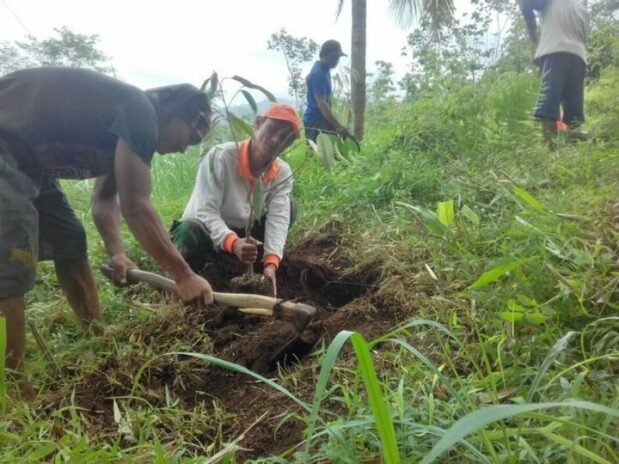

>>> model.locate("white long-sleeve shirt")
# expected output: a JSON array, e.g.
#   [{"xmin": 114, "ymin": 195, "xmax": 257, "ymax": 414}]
[{"xmin": 182, "ymin": 140, "xmax": 293, "ymax": 268}]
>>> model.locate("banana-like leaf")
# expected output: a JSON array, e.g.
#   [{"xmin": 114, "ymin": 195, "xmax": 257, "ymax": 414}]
[
  {"xmin": 316, "ymin": 133, "xmax": 335, "ymax": 170},
  {"xmin": 231, "ymin": 75, "xmax": 277, "ymax": 103},
  {"xmin": 201, "ymin": 71, "xmax": 219, "ymax": 96}
]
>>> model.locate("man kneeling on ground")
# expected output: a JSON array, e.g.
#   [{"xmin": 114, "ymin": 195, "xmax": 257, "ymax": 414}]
[{"xmin": 171, "ymin": 104, "xmax": 301, "ymax": 296}]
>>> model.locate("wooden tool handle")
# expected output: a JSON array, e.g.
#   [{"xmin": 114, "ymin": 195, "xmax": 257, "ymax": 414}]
[{"xmin": 100, "ymin": 265, "xmax": 316, "ymax": 332}]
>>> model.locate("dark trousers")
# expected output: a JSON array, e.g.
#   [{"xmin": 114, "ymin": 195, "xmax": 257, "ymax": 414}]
[
  {"xmin": 304, "ymin": 117, "xmax": 336, "ymax": 142},
  {"xmin": 535, "ymin": 52, "xmax": 586, "ymax": 126}
]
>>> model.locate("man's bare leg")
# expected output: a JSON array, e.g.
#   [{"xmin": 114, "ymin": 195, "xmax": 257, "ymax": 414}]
[
  {"xmin": 0, "ymin": 297, "xmax": 36, "ymax": 401},
  {"xmin": 54, "ymin": 258, "xmax": 104, "ymax": 335}
]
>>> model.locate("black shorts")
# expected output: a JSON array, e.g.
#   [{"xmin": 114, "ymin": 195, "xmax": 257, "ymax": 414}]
[
  {"xmin": 534, "ymin": 52, "xmax": 586, "ymax": 126},
  {"xmin": 34, "ymin": 179, "xmax": 88, "ymax": 263}
]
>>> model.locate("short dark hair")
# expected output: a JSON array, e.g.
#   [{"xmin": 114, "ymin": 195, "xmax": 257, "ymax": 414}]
[{"xmin": 146, "ymin": 84, "xmax": 211, "ymax": 125}]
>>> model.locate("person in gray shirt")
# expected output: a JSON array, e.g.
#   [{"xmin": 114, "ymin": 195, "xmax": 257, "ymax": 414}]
[{"xmin": 519, "ymin": 0, "xmax": 589, "ymax": 144}]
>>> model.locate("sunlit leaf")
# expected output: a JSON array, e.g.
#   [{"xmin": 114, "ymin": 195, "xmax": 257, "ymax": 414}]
[
  {"xmin": 398, "ymin": 202, "xmax": 448, "ymax": 236},
  {"xmin": 507, "ymin": 299, "xmax": 526, "ymax": 312},
  {"xmin": 514, "ymin": 185, "xmax": 546, "ymax": 213},
  {"xmin": 436, "ymin": 200, "xmax": 455, "ymax": 227},
  {"xmin": 526, "ymin": 313, "xmax": 548, "ymax": 324},
  {"xmin": 501, "ymin": 311, "xmax": 525, "ymax": 322},
  {"xmin": 469, "ymin": 259, "xmax": 525, "ymax": 289}
]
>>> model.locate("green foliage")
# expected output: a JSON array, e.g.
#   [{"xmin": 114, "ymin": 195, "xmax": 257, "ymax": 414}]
[
  {"xmin": 0, "ymin": 317, "xmax": 6, "ymax": 413},
  {"xmin": 587, "ymin": 0, "xmax": 619, "ymax": 82},
  {"xmin": 0, "ymin": 26, "xmax": 113, "ymax": 76},
  {"xmin": 2, "ymin": 3, "xmax": 619, "ymax": 462},
  {"xmin": 267, "ymin": 29, "xmax": 318, "ymax": 106},
  {"xmin": 587, "ymin": 62, "xmax": 619, "ymax": 141}
]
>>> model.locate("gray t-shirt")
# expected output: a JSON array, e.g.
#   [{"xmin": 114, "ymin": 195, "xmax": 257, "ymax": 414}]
[
  {"xmin": 535, "ymin": 0, "xmax": 589, "ymax": 64},
  {"xmin": 0, "ymin": 67, "xmax": 158, "ymax": 180}
]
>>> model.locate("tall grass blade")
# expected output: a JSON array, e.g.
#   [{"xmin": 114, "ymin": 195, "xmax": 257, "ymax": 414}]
[
  {"xmin": 304, "ymin": 330, "xmax": 400, "ymax": 464},
  {"xmin": 513, "ymin": 185, "xmax": 546, "ymax": 213},
  {"xmin": 539, "ymin": 429, "xmax": 613, "ymax": 464},
  {"xmin": 420, "ymin": 400, "xmax": 619, "ymax": 464},
  {"xmin": 526, "ymin": 331, "xmax": 575, "ymax": 401}
]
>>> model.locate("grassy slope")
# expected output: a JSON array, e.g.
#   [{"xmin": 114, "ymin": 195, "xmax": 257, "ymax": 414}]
[{"xmin": 1, "ymin": 68, "xmax": 618, "ymax": 462}]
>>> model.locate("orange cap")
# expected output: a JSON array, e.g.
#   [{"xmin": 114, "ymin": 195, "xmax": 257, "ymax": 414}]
[{"xmin": 262, "ymin": 104, "xmax": 301, "ymax": 139}]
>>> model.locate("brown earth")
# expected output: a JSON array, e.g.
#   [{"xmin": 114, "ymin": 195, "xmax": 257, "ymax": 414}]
[{"xmin": 43, "ymin": 228, "xmax": 427, "ymax": 460}]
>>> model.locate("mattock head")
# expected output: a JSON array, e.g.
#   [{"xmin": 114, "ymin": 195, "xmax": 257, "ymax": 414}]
[{"xmin": 292, "ymin": 303, "xmax": 317, "ymax": 333}]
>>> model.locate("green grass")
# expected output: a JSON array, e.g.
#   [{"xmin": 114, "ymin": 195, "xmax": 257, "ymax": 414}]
[{"xmin": 1, "ymin": 64, "xmax": 618, "ymax": 462}]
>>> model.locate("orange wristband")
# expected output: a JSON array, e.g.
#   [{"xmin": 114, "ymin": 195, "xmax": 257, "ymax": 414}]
[
  {"xmin": 263, "ymin": 254, "xmax": 281, "ymax": 269},
  {"xmin": 223, "ymin": 233, "xmax": 239, "ymax": 253}
]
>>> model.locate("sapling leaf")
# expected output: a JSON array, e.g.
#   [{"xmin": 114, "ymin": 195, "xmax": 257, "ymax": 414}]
[
  {"xmin": 227, "ymin": 111, "xmax": 255, "ymax": 138},
  {"xmin": 231, "ymin": 75, "xmax": 277, "ymax": 102},
  {"xmin": 241, "ymin": 90, "xmax": 258, "ymax": 114},
  {"xmin": 210, "ymin": 71, "xmax": 219, "ymax": 94}
]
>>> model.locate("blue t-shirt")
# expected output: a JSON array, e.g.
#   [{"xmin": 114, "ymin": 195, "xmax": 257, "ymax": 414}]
[{"xmin": 304, "ymin": 61, "xmax": 332, "ymax": 125}]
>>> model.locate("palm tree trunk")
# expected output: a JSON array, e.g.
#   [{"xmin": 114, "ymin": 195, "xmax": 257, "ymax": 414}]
[{"xmin": 351, "ymin": 0, "xmax": 366, "ymax": 141}]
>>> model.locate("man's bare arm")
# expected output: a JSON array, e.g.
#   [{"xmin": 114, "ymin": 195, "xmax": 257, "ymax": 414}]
[
  {"xmin": 315, "ymin": 94, "xmax": 349, "ymax": 136},
  {"xmin": 113, "ymin": 139, "xmax": 213, "ymax": 305},
  {"xmin": 92, "ymin": 174, "xmax": 124, "ymax": 257}
]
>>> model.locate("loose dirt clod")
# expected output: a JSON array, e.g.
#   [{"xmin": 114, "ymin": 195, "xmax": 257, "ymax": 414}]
[{"xmin": 230, "ymin": 274, "xmax": 274, "ymax": 296}]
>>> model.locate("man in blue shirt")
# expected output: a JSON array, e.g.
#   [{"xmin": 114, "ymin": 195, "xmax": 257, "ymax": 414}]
[
  {"xmin": 304, "ymin": 40, "xmax": 351, "ymax": 142},
  {"xmin": 519, "ymin": 0, "xmax": 588, "ymax": 144}
]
